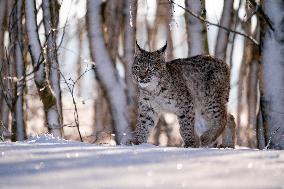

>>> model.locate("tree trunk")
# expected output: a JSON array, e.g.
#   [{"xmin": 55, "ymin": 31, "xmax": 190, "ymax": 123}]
[
  {"xmin": 257, "ymin": 107, "xmax": 266, "ymax": 149},
  {"xmin": 10, "ymin": 0, "xmax": 26, "ymax": 141},
  {"xmin": 42, "ymin": 0, "xmax": 63, "ymax": 134},
  {"xmin": 104, "ymin": 0, "xmax": 123, "ymax": 61},
  {"xmin": 75, "ymin": 20, "xmax": 85, "ymax": 97},
  {"xmin": 236, "ymin": 41, "xmax": 248, "ymax": 146},
  {"xmin": 94, "ymin": 83, "xmax": 113, "ymax": 144},
  {"xmin": 246, "ymin": 46, "xmax": 259, "ymax": 148},
  {"xmin": 260, "ymin": 0, "xmax": 284, "ymax": 149},
  {"xmin": 123, "ymin": 0, "xmax": 137, "ymax": 130},
  {"xmin": 0, "ymin": 0, "xmax": 6, "ymax": 118},
  {"xmin": 25, "ymin": 0, "xmax": 61, "ymax": 137},
  {"xmin": 1, "ymin": 0, "xmax": 13, "ymax": 138},
  {"xmin": 0, "ymin": 0, "xmax": 7, "ymax": 126},
  {"xmin": 185, "ymin": 0, "xmax": 208, "ymax": 56},
  {"xmin": 214, "ymin": 0, "xmax": 234, "ymax": 60},
  {"xmin": 87, "ymin": 0, "xmax": 132, "ymax": 144},
  {"xmin": 156, "ymin": 0, "xmax": 174, "ymax": 60}
]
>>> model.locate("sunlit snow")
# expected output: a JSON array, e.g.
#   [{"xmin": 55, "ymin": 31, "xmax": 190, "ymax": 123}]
[{"xmin": 0, "ymin": 135, "xmax": 284, "ymax": 189}]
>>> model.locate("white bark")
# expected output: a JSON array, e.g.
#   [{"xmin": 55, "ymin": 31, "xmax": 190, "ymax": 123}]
[
  {"xmin": 26, "ymin": 0, "xmax": 61, "ymax": 137},
  {"xmin": 186, "ymin": 0, "xmax": 208, "ymax": 56},
  {"xmin": 87, "ymin": 0, "xmax": 131, "ymax": 144},
  {"xmin": 123, "ymin": 0, "xmax": 137, "ymax": 128},
  {"xmin": 14, "ymin": 0, "xmax": 26, "ymax": 140},
  {"xmin": 261, "ymin": 0, "xmax": 284, "ymax": 149},
  {"xmin": 0, "ymin": 0, "xmax": 6, "ymax": 118},
  {"xmin": 0, "ymin": 0, "xmax": 5, "ymax": 66},
  {"xmin": 42, "ymin": 0, "xmax": 63, "ymax": 128},
  {"xmin": 0, "ymin": 0, "xmax": 11, "ymax": 137},
  {"xmin": 25, "ymin": 0, "xmax": 45, "ymax": 82},
  {"xmin": 124, "ymin": 0, "xmax": 136, "ymax": 98},
  {"xmin": 214, "ymin": 0, "xmax": 234, "ymax": 60},
  {"xmin": 0, "ymin": 0, "xmax": 5, "ymax": 64}
]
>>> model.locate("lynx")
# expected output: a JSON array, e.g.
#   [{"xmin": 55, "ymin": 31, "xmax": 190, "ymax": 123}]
[{"xmin": 131, "ymin": 42, "xmax": 234, "ymax": 148}]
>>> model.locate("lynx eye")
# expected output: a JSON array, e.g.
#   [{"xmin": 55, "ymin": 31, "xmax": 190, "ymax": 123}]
[{"xmin": 133, "ymin": 65, "xmax": 140, "ymax": 71}]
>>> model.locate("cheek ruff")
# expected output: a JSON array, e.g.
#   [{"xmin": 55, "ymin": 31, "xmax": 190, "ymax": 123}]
[{"xmin": 138, "ymin": 82, "xmax": 151, "ymax": 88}]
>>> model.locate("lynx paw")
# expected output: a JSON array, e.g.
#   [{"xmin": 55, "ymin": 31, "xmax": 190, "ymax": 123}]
[
  {"xmin": 125, "ymin": 138, "xmax": 139, "ymax": 146},
  {"xmin": 184, "ymin": 138, "xmax": 200, "ymax": 148},
  {"xmin": 125, "ymin": 134, "xmax": 145, "ymax": 146},
  {"xmin": 200, "ymin": 134, "xmax": 212, "ymax": 147}
]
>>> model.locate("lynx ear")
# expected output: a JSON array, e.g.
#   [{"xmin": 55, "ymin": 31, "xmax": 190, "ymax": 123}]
[
  {"xmin": 157, "ymin": 41, "xmax": 167, "ymax": 54},
  {"xmin": 135, "ymin": 41, "xmax": 144, "ymax": 54}
]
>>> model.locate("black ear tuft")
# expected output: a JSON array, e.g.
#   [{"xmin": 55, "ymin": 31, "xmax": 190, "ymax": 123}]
[
  {"xmin": 157, "ymin": 41, "xmax": 167, "ymax": 53},
  {"xmin": 135, "ymin": 41, "xmax": 143, "ymax": 54}
]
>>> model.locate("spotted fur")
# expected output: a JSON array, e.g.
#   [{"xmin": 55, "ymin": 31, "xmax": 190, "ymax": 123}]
[{"xmin": 132, "ymin": 42, "xmax": 230, "ymax": 148}]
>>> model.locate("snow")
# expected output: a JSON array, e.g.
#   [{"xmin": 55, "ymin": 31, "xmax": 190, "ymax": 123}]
[
  {"xmin": 25, "ymin": 134, "xmax": 81, "ymax": 144},
  {"xmin": 0, "ymin": 135, "xmax": 284, "ymax": 189}
]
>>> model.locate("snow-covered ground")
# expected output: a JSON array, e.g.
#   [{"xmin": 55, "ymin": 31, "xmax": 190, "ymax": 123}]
[{"xmin": 0, "ymin": 135, "xmax": 284, "ymax": 189}]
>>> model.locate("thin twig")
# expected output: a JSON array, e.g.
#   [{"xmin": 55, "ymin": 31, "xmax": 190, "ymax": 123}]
[
  {"xmin": 73, "ymin": 67, "xmax": 94, "ymax": 86},
  {"xmin": 170, "ymin": 0, "xmax": 259, "ymax": 46},
  {"xmin": 56, "ymin": 65, "xmax": 93, "ymax": 142},
  {"xmin": 265, "ymin": 127, "xmax": 280, "ymax": 149}
]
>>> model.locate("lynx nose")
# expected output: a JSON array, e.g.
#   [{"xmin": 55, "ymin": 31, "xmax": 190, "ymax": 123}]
[{"xmin": 140, "ymin": 72, "xmax": 147, "ymax": 80}]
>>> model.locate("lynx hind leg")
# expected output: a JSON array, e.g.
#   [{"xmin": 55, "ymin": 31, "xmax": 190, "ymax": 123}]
[
  {"xmin": 177, "ymin": 108, "xmax": 200, "ymax": 148},
  {"xmin": 200, "ymin": 101, "xmax": 227, "ymax": 147},
  {"xmin": 221, "ymin": 114, "xmax": 236, "ymax": 148}
]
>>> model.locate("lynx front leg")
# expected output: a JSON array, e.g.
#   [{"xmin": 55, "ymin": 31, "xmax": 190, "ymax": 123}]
[
  {"xmin": 177, "ymin": 109, "xmax": 200, "ymax": 148},
  {"xmin": 133, "ymin": 104, "xmax": 158, "ymax": 145}
]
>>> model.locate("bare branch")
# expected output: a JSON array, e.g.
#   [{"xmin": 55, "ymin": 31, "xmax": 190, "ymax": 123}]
[
  {"xmin": 56, "ymin": 65, "xmax": 94, "ymax": 142},
  {"xmin": 170, "ymin": 0, "xmax": 259, "ymax": 46}
]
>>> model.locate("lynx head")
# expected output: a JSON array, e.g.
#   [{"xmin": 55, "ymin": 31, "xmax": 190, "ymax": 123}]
[{"xmin": 132, "ymin": 41, "xmax": 167, "ymax": 90}]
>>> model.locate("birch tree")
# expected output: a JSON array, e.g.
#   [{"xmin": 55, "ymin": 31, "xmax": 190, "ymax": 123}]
[
  {"xmin": 0, "ymin": 0, "xmax": 9, "ymax": 133},
  {"xmin": 185, "ymin": 0, "xmax": 208, "ymax": 56},
  {"xmin": 10, "ymin": 0, "xmax": 26, "ymax": 140},
  {"xmin": 214, "ymin": 0, "xmax": 234, "ymax": 60},
  {"xmin": 261, "ymin": 0, "xmax": 284, "ymax": 149},
  {"xmin": 157, "ymin": 0, "xmax": 174, "ymax": 60},
  {"xmin": 25, "ymin": 0, "xmax": 62, "ymax": 137},
  {"xmin": 123, "ymin": 0, "xmax": 137, "ymax": 129},
  {"xmin": 0, "ymin": 0, "xmax": 7, "ymax": 124},
  {"xmin": 87, "ymin": 0, "xmax": 132, "ymax": 144},
  {"xmin": 42, "ymin": 0, "xmax": 63, "ymax": 130},
  {"xmin": 0, "ymin": 0, "xmax": 13, "ymax": 136}
]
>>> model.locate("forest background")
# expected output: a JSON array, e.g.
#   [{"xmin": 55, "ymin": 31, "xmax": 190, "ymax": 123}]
[{"xmin": 0, "ymin": 0, "xmax": 283, "ymax": 150}]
